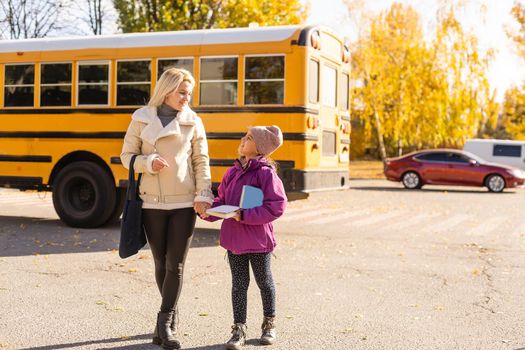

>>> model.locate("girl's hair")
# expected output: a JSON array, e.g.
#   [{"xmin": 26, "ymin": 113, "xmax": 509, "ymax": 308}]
[
  {"xmin": 147, "ymin": 68, "xmax": 195, "ymax": 107},
  {"xmin": 264, "ymin": 156, "xmax": 279, "ymax": 171}
]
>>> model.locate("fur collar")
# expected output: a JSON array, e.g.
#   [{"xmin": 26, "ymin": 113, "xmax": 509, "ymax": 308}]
[{"xmin": 131, "ymin": 106, "xmax": 196, "ymax": 145}]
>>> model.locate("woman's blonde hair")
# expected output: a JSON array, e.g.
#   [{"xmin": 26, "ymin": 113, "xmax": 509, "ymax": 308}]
[{"xmin": 147, "ymin": 67, "xmax": 195, "ymax": 107}]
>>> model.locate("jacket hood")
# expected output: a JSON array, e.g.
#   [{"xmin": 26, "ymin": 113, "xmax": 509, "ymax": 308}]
[
  {"xmin": 234, "ymin": 157, "xmax": 272, "ymax": 172},
  {"xmin": 131, "ymin": 105, "xmax": 197, "ymax": 125}
]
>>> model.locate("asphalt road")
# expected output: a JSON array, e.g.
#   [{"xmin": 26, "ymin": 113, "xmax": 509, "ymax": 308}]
[{"xmin": 1, "ymin": 180, "xmax": 524, "ymax": 350}]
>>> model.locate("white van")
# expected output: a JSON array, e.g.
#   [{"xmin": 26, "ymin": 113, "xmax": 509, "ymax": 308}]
[{"xmin": 463, "ymin": 139, "xmax": 525, "ymax": 170}]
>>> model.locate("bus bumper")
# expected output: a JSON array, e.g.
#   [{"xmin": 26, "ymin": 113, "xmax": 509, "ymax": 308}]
[{"xmin": 280, "ymin": 168, "xmax": 349, "ymax": 193}]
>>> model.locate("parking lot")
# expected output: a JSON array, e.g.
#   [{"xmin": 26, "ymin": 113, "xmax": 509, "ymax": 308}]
[{"xmin": 1, "ymin": 179, "xmax": 524, "ymax": 350}]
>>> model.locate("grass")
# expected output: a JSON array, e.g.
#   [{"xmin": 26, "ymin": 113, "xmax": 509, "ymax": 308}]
[{"xmin": 349, "ymin": 160, "xmax": 385, "ymax": 179}]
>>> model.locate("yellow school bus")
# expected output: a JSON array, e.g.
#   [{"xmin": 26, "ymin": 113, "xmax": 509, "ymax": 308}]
[{"xmin": 0, "ymin": 25, "xmax": 351, "ymax": 227}]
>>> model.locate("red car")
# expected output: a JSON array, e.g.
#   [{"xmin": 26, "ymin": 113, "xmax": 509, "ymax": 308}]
[{"xmin": 384, "ymin": 149, "xmax": 525, "ymax": 192}]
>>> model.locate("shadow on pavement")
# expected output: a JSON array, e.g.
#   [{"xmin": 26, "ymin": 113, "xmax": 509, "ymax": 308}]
[
  {"xmin": 20, "ymin": 334, "xmax": 153, "ymax": 350},
  {"xmin": 351, "ymin": 186, "xmax": 516, "ymax": 194},
  {"xmin": 0, "ymin": 216, "xmax": 220, "ymax": 258}
]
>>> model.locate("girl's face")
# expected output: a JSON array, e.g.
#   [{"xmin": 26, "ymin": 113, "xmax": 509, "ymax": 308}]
[
  {"xmin": 164, "ymin": 80, "xmax": 193, "ymax": 111},
  {"xmin": 238, "ymin": 131, "xmax": 259, "ymax": 158}
]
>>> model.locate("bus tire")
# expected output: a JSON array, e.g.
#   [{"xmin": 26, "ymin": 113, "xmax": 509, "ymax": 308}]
[
  {"xmin": 103, "ymin": 188, "xmax": 126, "ymax": 225},
  {"xmin": 52, "ymin": 161, "xmax": 116, "ymax": 228}
]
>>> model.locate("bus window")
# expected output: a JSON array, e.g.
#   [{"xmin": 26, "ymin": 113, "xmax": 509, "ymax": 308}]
[
  {"xmin": 41, "ymin": 63, "xmax": 72, "ymax": 107},
  {"xmin": 78, "ymin": 62, "xmax": 109, "ymax": 105},
  {"xmin": 322, "ymin": 64, "xmax": 337, "ymax": 108},
  {"xmin": 340, "ymin": 72, "xmax": 349, "ymax": 111},
  {"xmin": 244, "ymin": 55, "xmax": 284, "ymax": 105},
  {"xmin": 158, "ymin": 58, "xmax": 194, "ymax": 79},
  {"xmin": 4, "ymin": 64, "xmax": 34, "ymax": 107},
  {"xmin": 308, "ymin": 59, "xmax": 319, "ymax": 103},
  {"xmin": 200, "ymin": 57, "xmax": 238, "ymax": 105},
  {"xmin": 116, "ymin": 60, "xmax": 151, "ymax": 106}
]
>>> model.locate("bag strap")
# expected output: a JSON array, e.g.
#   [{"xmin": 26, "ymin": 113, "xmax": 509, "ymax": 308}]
[{"xmin": 128, "ymin": 155, "xmax": 142, "ymax": 201}]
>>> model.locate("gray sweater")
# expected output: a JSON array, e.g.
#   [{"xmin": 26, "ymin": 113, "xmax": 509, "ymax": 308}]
[{"xmin": 157, "ymin": 103, "xmax": 178, "ymax": 127}]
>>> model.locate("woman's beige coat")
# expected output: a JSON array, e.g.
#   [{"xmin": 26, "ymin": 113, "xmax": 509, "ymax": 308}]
[{"xmin": 120, "ymin": 106, "xmax": 214, "ymax": 210}]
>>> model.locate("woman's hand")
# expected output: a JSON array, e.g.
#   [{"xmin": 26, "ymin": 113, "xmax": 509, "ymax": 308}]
[
  {"xmin": 152, "ymin": 157, "xmax": 170, "ymax": 172},
  {"xmin": 233, "ymin": 210, "xmax": 241, "ymax": 222},
  {"xmin": 194, "ymin": 201, "xmax": 211, "ymax": 218}
]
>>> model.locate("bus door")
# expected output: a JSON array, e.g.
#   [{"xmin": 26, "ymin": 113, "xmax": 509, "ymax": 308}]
[{"xmin": 318, "ymin": 60, "xmax": 340, "ymax": 169}]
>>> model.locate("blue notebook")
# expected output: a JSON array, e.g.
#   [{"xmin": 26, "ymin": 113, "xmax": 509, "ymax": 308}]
[
  {"xmin": 206, "ymin": 185, "xmax": 263, "ymax": 218},
  {"xmin": 240, "ymin": 185, "xmax": 263, "ymax": 209}
]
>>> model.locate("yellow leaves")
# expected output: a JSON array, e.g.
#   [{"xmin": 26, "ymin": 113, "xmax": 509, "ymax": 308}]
[
  {"xmin": 471, "ymin": 269, "xmax": 481, "ymax": 276},
  {"xmin": 127, "ymin": 268, "xmax": 139, "ymax": 273},
  {"xmin": 96, "ymin": 300, "xmax": 124, "ymax": 312},
  {"xmin": 341, "ymin": 327, "xmax": 353, "ymax": 334},
  {"xmin": 350, "ymin": 1, "xmax": 493, "ymax": 157}
]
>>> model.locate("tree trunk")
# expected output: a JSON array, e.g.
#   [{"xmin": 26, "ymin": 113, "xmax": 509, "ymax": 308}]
[
  {"xmin": 397, "ymin": 138, "xmax": 403, "ymax": 156},
  {"xmin": 373, "ymin": 107, "xmax": 387, "ymax": 164}
]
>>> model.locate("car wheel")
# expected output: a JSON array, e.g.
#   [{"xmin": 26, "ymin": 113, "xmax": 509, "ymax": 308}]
[
  {"xmin": 486, "ymin": 174, "xmax": 505, "ymax": 193},
  {"xmin": 402, "ymin": 171, "xmax": 422, "ymax": 189}
]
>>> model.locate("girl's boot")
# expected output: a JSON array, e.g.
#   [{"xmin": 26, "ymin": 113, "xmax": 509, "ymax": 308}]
[
  {"xmin": 156, "ymin": 311, "xmax": 181, "ymax": 350},
  {"xmin": 259, "ymin": 316, "xmax": 276, "ymax": 345},
  {"xmin": 226, "ymin": 323, "xmax": 247, "ymax": 350}
]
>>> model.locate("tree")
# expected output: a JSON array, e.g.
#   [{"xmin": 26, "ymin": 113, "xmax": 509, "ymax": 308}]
[
  {"xmin": 510, "ymin": 2, "xmax": 525, "ymax": 59},
  {"xmin": 113, "ymin": 0, "xmax": 307, "ymax": 33},
  {"xmin": 0, "ymin": 0, "xmax": 64, "ymax": 39},
  {"xmin": 501, "ymin": 85, "xmax": 525, "ymax": 140},
  {"xmin": 348, "ymin": 1, "xmax": 495, "ymax": 160}
]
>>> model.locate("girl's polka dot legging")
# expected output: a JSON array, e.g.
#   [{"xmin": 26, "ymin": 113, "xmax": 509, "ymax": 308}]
[{"xmin": 227, "ymin": 251, "xmax": 276, "ymax": 324}]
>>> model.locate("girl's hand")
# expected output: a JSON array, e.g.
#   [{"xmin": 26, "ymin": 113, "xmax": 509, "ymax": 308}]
[
  {"xmin": 152, "ymin": 157, "xmax": 170, "ymax": 172},
  {"xmin": 233, "ymin": 210, "xmax": 241, "ymax": 222},
  {"xmin": 194, "ymin": 201, "xmax": 211, "ymax": 218}
]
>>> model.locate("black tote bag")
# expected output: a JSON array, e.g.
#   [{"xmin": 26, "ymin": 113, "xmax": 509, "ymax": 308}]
[{"xmin": 119, "ymin": 155, "xmax": 147, "ymax": 258}]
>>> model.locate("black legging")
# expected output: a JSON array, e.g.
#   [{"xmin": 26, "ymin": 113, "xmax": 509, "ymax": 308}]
[
  {"xmin": 142, "ymin": 207, "xmax": 196, "ymax": 313},
  {"xmin": 227, "ymin": 251, "xmax": 276, "ymax": 324}
]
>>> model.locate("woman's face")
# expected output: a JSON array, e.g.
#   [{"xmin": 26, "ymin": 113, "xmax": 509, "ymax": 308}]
[
  {"xmin": 164, "ymin": 80, "xmax": 193, "ymax": 110},
  {"xmin": 238, "ymin": 131, "xmax": 259, "ymax": 158}
]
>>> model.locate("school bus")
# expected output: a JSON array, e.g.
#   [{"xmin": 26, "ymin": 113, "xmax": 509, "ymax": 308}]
[{"xmin": 0, "ymin": 25, "xmax": 351, "ymax": 228}]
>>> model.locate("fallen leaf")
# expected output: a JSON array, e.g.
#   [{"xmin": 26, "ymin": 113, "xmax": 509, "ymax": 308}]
[
  {"xmin": 128, "ymin": 269, "xmax": 139, "ymax": 273},
  {"xmin": 199, "ymin": 313, "xmax": 208, "ymax": 317}
]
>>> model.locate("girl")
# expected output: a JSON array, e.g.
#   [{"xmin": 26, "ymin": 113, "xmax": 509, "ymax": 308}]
[{"xmin": 203, "ymin": 125, "xmax": 287, "ymax": 349}]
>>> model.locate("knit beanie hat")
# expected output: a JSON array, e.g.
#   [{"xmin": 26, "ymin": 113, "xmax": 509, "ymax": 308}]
[{"xmin": 250, "ymin": 125, "xmax": 283, "ymax": 157}]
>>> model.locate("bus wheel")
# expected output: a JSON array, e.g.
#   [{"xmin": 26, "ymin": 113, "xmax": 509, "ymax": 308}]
[
  {"xmin": 103, "ymin": 188, "xmax": 126, "ymax": 225},
  {"xmin": 52, "ymin": 161, "xmax": 116, "ymax": 228}
]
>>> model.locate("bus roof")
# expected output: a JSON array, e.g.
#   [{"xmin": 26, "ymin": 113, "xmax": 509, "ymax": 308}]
[
  {"xmin": 466, "ymin": 138, "xmax": 525, "ymax": 145},
  {"xmin": 0, "ymin": 25, "xmax": 303, "ymax": 53}
]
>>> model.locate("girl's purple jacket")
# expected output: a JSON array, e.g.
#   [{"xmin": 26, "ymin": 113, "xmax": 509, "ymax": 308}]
[{"xmin": 205, "ymin": 157, "xmax": 287, "ymax": 255}]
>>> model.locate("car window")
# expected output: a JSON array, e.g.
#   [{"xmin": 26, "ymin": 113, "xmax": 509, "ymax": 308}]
[
  {"xmin": 415, "ymin": 153, "xmax": 447, "ymax": 162},
  {"xmin": 446, "ymin": 153, "xmax": 469, "ymax": 163}
]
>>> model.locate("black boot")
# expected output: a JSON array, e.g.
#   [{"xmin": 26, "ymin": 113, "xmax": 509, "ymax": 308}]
[
  {"xmin": 153, "ymin": 309, "xmax": 178, "ymax": 345},
  {"xmin": 155, "ymin": 312, "xmax": 181, "ymax": 350}
]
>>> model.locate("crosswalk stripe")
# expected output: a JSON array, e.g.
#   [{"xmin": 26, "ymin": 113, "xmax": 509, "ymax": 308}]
[
  {"xmin": 347, "ymin": 211, "xmax": 405, "ymax": 227},
  {"xmin": 0, "ymin": 196, "xmax": 51, "ymax": 203},
  {"xmin": 464, "ymin": 217, "xmax": 508, "ymax": 236},
  {"xmin": 511, "ymin": 221, "xmax": 525, "ymax": 237},
  {"xmin": 278, "ymin": 208, "xmax": 338, "ymax": 222},
  {"xmin": 387, "ymin": 213, "xmax": 436, "ymax": 230},
  {"xmin": 308, "ymin": 209, "xmax": 369, "ymax": 225},
  {"xmin": 427, "ymin": 214, "xmax": 471, "ymax": 232}
]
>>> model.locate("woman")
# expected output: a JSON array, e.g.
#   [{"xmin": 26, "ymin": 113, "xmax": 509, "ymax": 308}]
[{"xmin": 120, "ymin": 68, "xmax": 213, "ymax": 350}]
